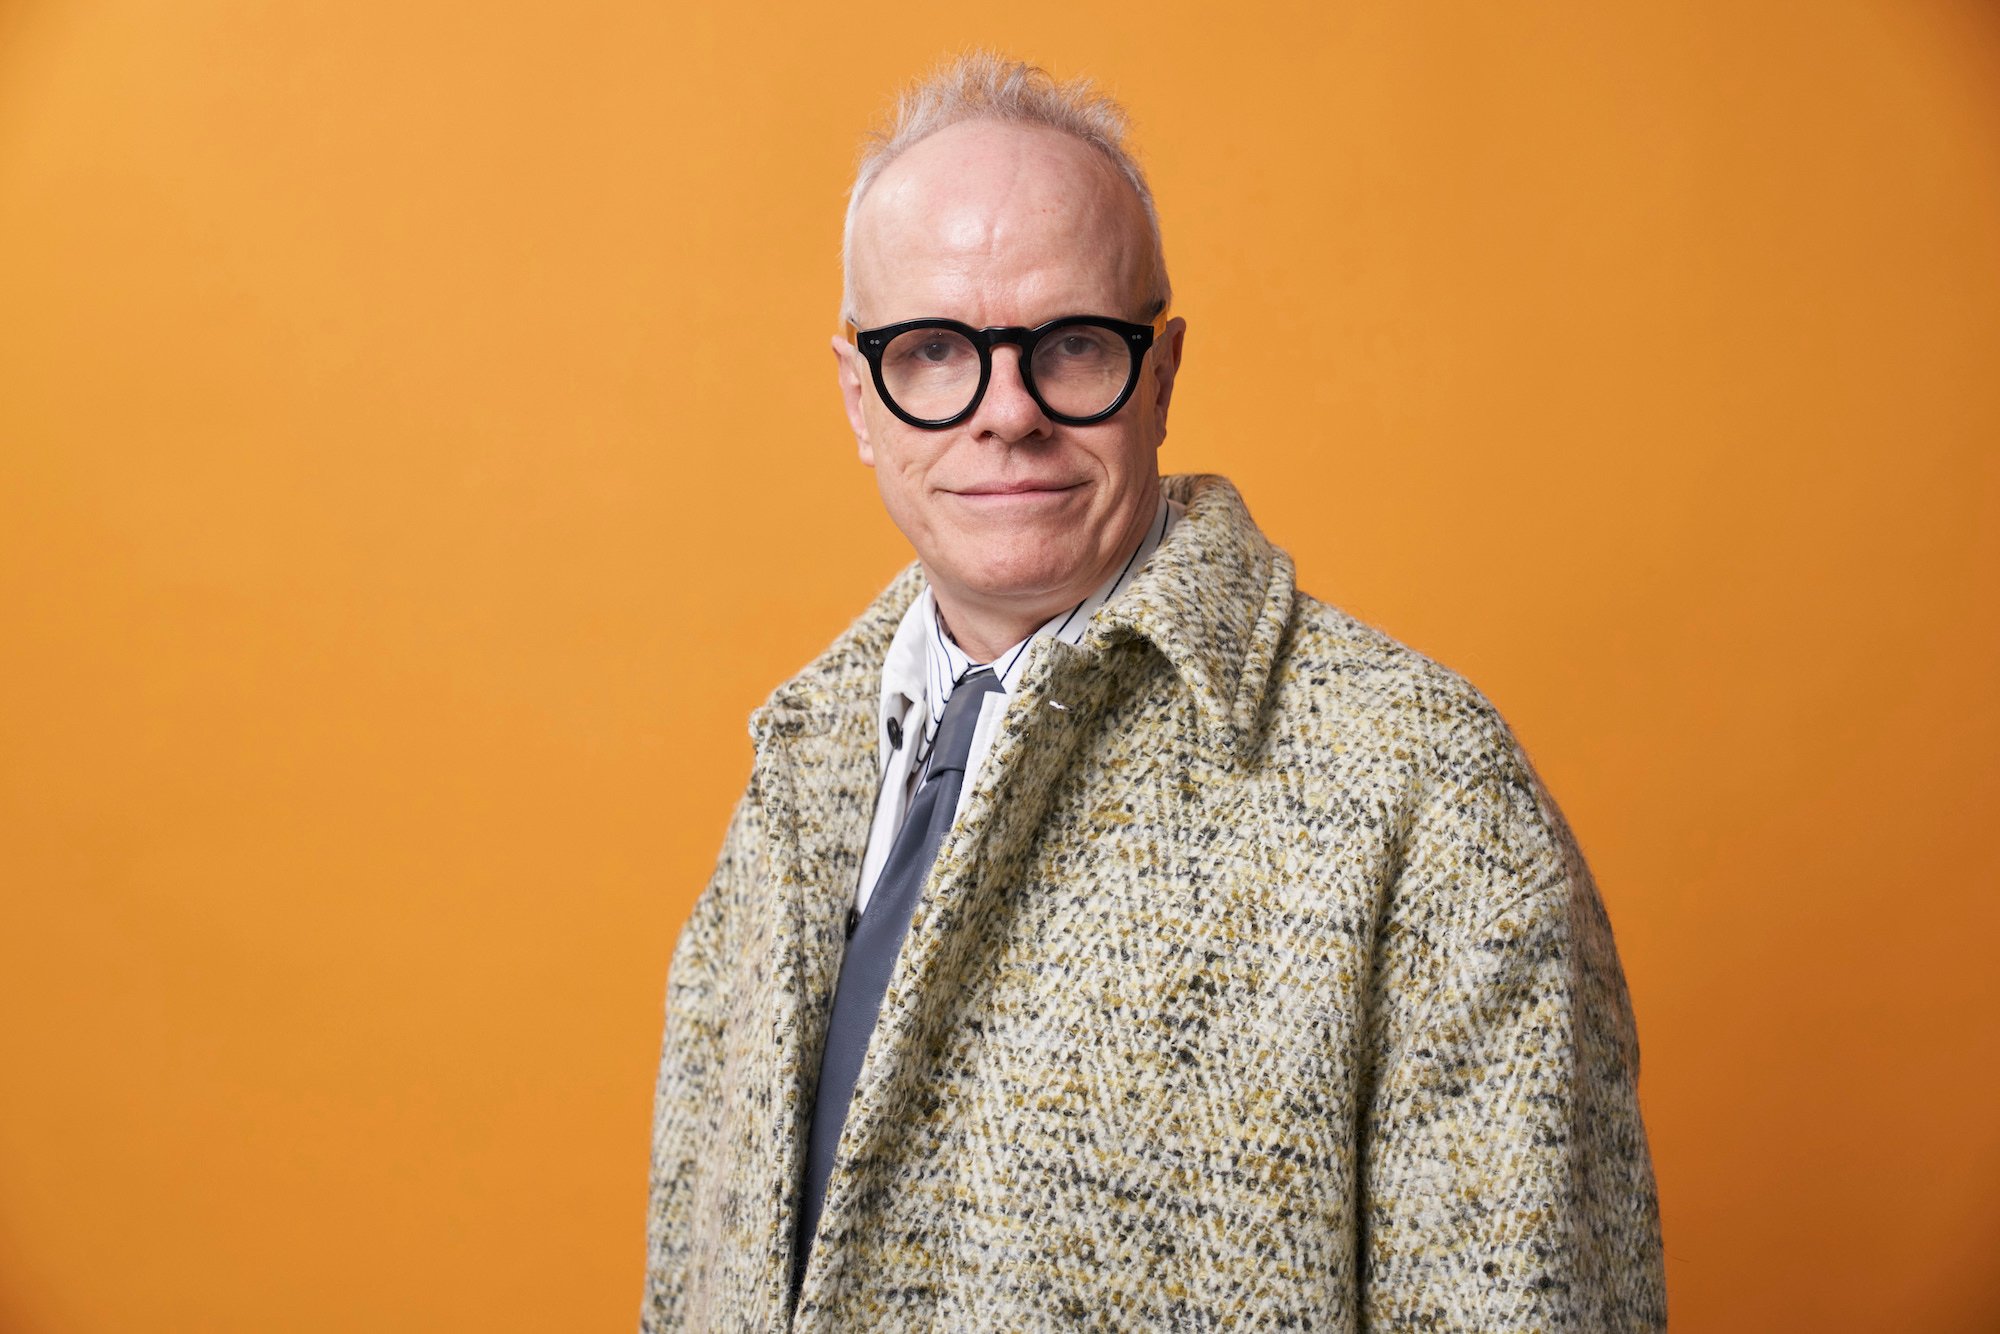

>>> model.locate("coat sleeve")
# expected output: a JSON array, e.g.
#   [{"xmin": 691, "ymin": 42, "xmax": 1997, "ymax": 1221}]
[
  {"xmin": 1359, "ymin": 747, "xmax": 1666, "ymax": 1331},
  {"xmin": 640, "ymin": 785, "xmax": 760, "ymax": 1333}
]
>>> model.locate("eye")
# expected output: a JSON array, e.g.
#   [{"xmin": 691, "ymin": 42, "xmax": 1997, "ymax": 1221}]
[
  {"xmin": 1036, "ymin": 327, "xmax": 1118, "ymax": 368},
  {"xmin": 884, "ymin": 326, "xmax": 976, "ymax": 374}
]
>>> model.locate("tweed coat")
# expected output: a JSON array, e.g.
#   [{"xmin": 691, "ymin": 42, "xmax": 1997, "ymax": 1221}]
[{"xmin": 643, "ymin": 474, "xmax": 1665, "ymax": 1332}]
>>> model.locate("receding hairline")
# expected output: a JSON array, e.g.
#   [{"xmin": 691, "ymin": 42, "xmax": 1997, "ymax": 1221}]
[
  {"xmin": 852, "ymin": 120, "xmax": 1154, "ymax": 291},
  {"xmin": 839, "ymin": 52, "xmax": 1171, "ymax": 322}
]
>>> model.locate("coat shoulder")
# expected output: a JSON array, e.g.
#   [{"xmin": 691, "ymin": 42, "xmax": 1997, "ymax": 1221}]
[{"xmin": 1266, "ymin": 590, "xmax": 1530, "ymax": 793}]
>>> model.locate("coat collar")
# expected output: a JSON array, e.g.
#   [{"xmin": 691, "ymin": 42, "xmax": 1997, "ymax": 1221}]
[
  {"xmin": 752, "ymin": 473, "xmax": 1294, "ymax": 763},
  {"xmin": 1085, "ymin": 473, "xmax": 1295, "ymax": 760}
]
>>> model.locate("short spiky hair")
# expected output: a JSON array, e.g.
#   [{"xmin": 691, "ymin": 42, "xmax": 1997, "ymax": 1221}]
[{"xmin": 840, "ymin": 51, "xmax": 1172, "ymax": 320}]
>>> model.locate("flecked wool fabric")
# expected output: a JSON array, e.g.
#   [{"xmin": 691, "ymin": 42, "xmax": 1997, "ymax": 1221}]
[{"xmin": 643, "ymin": 474, "xmax": 1666, "ymax": 1331}]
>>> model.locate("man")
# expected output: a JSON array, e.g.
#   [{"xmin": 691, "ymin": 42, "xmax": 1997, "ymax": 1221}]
[{"xmin": 644, "ymin": 54, "xmax": 1664, "ymax": 1332}]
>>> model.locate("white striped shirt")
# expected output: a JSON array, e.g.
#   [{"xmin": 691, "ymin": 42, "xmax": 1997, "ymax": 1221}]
[{"xmin": 855, "ymin": 494, "xmax": 1180, "ymax": 915}]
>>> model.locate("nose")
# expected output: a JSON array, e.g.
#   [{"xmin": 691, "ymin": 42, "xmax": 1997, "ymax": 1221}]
[{"xmin": 970, "ymin": 346, "xmax": 1051, "ymax": 441}]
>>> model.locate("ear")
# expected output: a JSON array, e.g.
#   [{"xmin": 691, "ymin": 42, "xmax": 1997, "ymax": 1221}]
[
  {"xmin": 1149, "ymin": 316, "xmax": 1187, "ymax": 440},
  {"xmin": 832, "ymin": 336, "xmax": 876, "ymax": 467}
]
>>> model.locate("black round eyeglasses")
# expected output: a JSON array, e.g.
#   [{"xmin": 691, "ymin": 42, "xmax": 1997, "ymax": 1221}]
[{"xmin": 844, "ymin": 311, "xmax": 1168, "ymax": 430}]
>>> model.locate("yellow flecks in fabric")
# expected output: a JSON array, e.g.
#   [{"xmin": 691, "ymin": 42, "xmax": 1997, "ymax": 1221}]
[{"xmin": 644, "ymin": 476, "xmax": 1664, "ymax": 1333}]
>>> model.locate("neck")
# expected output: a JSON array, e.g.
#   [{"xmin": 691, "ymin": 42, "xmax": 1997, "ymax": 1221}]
[{"xmin": 929, "ymin": 597, "xmax": 1052, "ymax": 666}]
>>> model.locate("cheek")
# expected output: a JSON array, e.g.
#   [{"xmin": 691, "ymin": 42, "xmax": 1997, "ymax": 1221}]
[
  {"xmin": 1087, "ymin": 425, "xmax": 1163, "ymax": 487},
  {"xmin": 864, "ymin": 423, "xmax": 946, "ymax": 513}
]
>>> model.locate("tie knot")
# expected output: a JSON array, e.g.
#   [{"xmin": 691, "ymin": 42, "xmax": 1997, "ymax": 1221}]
[{"xmin": 926, "ymin": 669, "xmax": 1002, "ymax": 780}]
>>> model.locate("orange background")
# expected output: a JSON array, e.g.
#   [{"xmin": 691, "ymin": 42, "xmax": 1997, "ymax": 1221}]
[{"xmin": 3, "ymin": 2, "xmax": 1997, "ymax": 1329}]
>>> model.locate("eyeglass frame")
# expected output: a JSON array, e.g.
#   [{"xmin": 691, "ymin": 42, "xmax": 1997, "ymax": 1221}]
[{"xmin": 843, "ymin": 309, "xmax": 1171, "ymax": 430}]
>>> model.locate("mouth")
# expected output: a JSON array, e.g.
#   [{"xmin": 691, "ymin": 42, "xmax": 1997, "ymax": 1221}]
[{"xmin": 949, "ymin": 480, "xmax": 1085, "ymax": 498}]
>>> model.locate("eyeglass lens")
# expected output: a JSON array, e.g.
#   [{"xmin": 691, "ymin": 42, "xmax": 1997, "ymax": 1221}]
[{"xmin": 879, "ymin": 324, "xmax": 1134, "ymax": 422}]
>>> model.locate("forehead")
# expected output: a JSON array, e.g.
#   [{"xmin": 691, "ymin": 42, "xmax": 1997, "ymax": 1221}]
[{"xmin": 850, "ymin": 121, "xmax": 1152, "ymax": 324}]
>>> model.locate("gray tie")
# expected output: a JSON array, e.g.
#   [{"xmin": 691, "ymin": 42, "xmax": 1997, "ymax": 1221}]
[{"xmin": 793, "ymin": 667, "xmax": 1004, "ymax": 1289}]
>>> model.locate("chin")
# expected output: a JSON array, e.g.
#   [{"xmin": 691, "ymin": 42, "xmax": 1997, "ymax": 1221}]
[{"xmin": 951, "ymin": 550, "xmax": 1089, "ymax": 609}]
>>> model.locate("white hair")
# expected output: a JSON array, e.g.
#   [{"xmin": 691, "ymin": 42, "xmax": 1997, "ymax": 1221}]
[{"xmin": 840, "ymin": 51, "xmax": 1172, "ymax": 321}]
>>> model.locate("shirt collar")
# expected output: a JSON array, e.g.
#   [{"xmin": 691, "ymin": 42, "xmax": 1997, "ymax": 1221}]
[{"xmin": 877, "ymin": 494, "xmax": 1180, "ymax": 765}]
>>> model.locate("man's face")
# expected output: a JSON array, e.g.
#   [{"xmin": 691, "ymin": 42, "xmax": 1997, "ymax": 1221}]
[{"xmin": 835, "ymin": 120, "xmax": 1186, "ymax": 657}]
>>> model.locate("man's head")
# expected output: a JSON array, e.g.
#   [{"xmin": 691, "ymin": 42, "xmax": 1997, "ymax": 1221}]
[{"xmin": 834, "ymin": 54, "xmax": 1186, "ymax": 661}]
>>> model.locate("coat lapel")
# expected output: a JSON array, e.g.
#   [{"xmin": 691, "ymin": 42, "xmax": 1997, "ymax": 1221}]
[{"xmin": 752, "ymin": 709, "xmax": 873, "ymax": 1298}]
